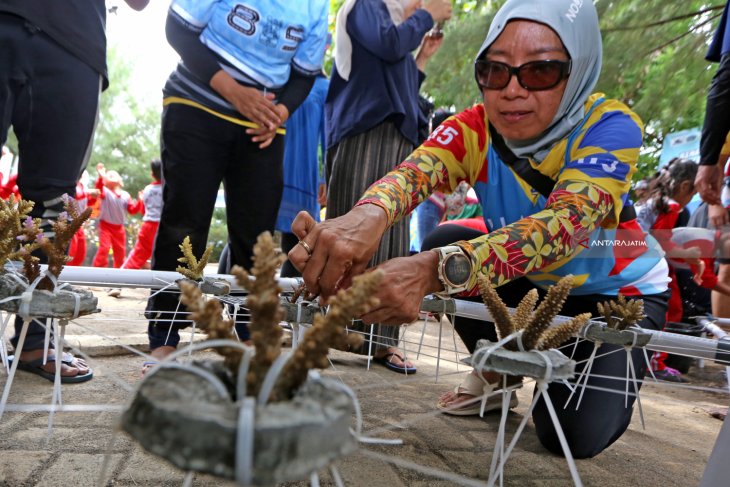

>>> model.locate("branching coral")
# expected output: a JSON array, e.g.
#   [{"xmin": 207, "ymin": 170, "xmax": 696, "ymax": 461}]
[
  {"xmin": 478, "ymin": 275, "xmax": 581, "ymax": 351},
  {"xmin": 230, "ymin": 232, "xmax": 286, "ymax": 397},
  {"xmin": 536, "ymin": 313, "xmax": 592, "ymax": 350},
  {"xmin": 513, "ymin": 289, "xmax": 539, "ymax": 330},
  {"xmin": 13, "ymin": 216, "xmax": 44, "ymax": 283},
  {"xmin": 178, "ymin": 280, "xmax": 241, "ymax": 371},
  {"xmin": 478, "ymin": 279, "xmax": 517, "ymax": 350},
  {"xmin": 177, "ymin": 230, "xmax": 381, "ymax": 403},
  {"xmin": 520, "ymin": 276, "xmax": 573, "ymax": 350},
  {"xmin": 0, "ymin": 196, "xmax": 36, "ymax": 268},
  {"xmin": 176, "ymin": 236, "xmax": 212, "ymax": 281},
  {"xmin": 269, "ymin": 271, "xmax": 380, "ymax": 401},
  {"xmin": 34, "ymin": 195, "xmax": 92, "ymax": 290},
  {"xmin": 597, "ymin": 294, "xmax": 645, "ymax": 330}
]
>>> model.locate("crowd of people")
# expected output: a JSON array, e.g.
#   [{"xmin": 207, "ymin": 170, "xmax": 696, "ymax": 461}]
[{"xmin": 0, "ymin": 0, "xmax": 729, "ymax": 462}]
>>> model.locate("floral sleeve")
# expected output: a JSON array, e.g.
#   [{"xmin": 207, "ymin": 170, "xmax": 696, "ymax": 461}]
[
  {"xmin": 356, "ymin": 148, "xmax": 450, "ymax": 223},
  {"xmin": 356, "ymin": 104, "xmax": 488, "ymax": 222}
]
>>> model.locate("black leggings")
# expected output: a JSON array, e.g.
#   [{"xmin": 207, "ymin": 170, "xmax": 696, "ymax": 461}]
[
  {"xmin": 146, "ymin": 103, "xmax": 285, "ymax": 349},
  {"xmin": 422, "ymin": 224, "xmax": 669, "ymax": 459}
]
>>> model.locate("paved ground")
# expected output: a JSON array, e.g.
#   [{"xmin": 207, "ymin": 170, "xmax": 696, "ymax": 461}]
[{"xmin": 1, "ymin": 286, "xmax": 728, "ymax": 486}]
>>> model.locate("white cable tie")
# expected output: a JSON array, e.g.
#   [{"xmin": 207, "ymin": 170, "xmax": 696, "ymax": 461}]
[
  {"xmin": 626, "ymin": 328, "xmax": 639, "ymax": 348},
  {"xmin": 535, "ymin": 350, "xmax": 554, "ymax": 383},
  {"xmin": 257, "ymin": 351, "xmax": 291, "ymax": 406},
  {"xmin": 357, "ymin": 436, "xmax": 404, "ymax": 445},
  {"xmin": 44, "ymin": 270, "xmax": 58, "ymax": 291},
  {"xmin": 474, "ymin": 330, "xmax": 522, "ymax": 376},
  {"xmin": 318, "ymin": 375, "xmax": 364, "ymax": 437},
  {"xmin": 235, "ymin": 397, "xmax": 256, "ymax": 486},
  {"xmin": 71, "ymin": 293, "xmax": 80, "ymax": 319},
  {"xmin": 18, "ymin": 291, "xmax": 33, "ymax": 319},
  {"xmin": 236, "ymin": 350, "xmax": 253, "ymax": 402},
  {"xmin": 516, "ymin": 329, "xmax": 526, "ymax": 352}
]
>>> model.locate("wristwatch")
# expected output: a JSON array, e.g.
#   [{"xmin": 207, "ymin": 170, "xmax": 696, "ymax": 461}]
[{"xmin": 434, "ymin": 245, "xmax": 472, "ymax": 296}]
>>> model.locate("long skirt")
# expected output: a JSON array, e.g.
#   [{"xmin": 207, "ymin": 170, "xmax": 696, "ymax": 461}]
[{"xmin": 326, "ymin": 120, "xmax": 413, "ymax": 354}]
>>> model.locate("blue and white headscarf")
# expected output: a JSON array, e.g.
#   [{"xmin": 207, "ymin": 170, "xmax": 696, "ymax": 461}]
[{"xmin": 476, "ymin": 0, "xmax": 603, "ymax": 162}]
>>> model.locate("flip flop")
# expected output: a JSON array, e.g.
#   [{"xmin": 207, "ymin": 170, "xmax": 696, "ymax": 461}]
[
  {"xmin": 373, "ymin": 352, "xmax": 417, "ymax": 374},
  {"xmin": 7, "ymin": 353, "xmax": 93, "ymax": 384},
  {"xmin": 436, "ymin": 372, "xmax": 519, "ymax": 416}
]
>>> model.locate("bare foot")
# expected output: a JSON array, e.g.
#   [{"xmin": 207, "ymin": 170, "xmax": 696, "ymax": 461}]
[
  {"xmin": 141, "ymin": 345, "xmax": 177, "ymax": 376},
  {"xmin": 18, "ymin": 349, "xmax": 89, "ymax": 378}
]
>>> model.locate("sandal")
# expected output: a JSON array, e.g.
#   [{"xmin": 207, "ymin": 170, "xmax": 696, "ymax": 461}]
[
  {"xmin": 373, "ymin": 352, "xmax": 417, "ymax": 374},
  {"xmin": 437, "ymin": 372, "xmax": 520, "ymax": 416},
  {"xmin": 8, "ymin": 353, "xmax": 93, "ymax": 384}
]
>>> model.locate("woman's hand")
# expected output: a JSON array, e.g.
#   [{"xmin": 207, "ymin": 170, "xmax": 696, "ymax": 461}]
[
  {"xmin": 210, "ymin": 70, "xmax": 281, "ymax": 130},
  {"xmin": 422, "ymin": 0, "xmax": 452, "ymax": 23},
  {"xmin": 246, "ymin": 105, "xmax": 289, "ymax": 149},
  {"xmin": 404, "ymin": 0, "xmax": 423, "ymax": 20},
  {"xmin": 289, "ymin": 204, "xmax": 389, "ymax": 298},
  {"xmin": 709, "ymin": 202, "xmax": 730, "ymax": 228},
  {"xmin": 416, "ymin": 33, "xmax": 444, "ymax": 71},
  {"xmin": 317, "ymin": 183, "xmax": 327, "ymax": 207},
  {"xmin": 360, "ymin": 251, "xmax": 442, "ymax": 325},
  {"xmin": 695, "ymin": 164, "xmax": 724, "ymax": 206}
]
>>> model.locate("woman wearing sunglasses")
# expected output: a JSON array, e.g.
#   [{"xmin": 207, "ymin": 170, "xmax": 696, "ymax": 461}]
[{"xmin": 289, "ymin": 0, "xmax": 670, "ymax": 458}]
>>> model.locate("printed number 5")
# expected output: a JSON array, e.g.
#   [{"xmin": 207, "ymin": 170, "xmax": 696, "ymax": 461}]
[{"xmin": 431, "ymin": 126, "xmax": 459, "ymax": 145}]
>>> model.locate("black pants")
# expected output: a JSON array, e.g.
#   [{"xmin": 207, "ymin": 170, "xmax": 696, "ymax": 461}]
[
  {"xmin": 146, "ymin": 103, "xmax": 285, "ymax": 349},
  {"xmin": 423, "ymin": 225, "xmax": 669, "ymax": 459},
  {"xmin": 0, "ymin": 13, "xmax": 101, "ymax": 352}
]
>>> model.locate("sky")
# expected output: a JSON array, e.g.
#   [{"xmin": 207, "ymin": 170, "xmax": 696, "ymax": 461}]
[{"xmin": 106, "ymin": 1, "xmax": 179, "ymax": 103}]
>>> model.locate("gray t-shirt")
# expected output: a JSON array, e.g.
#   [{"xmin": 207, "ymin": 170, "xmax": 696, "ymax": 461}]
[{"xmin": 141, "ymin": 183, "xmax": 163, "ymax": 222}]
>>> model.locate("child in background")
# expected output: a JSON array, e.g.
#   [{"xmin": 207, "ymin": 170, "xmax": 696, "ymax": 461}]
[
  {"xmin": 67, "ymin": 175, "xmax": 98, "ymax": 266},
  {"xmin": 669, "ymin": 226, "xmax": 730, "ymax": 297},
  {"xmin": 0, "ymin": 171, "xmax": 18, "ymax": 200},
  {"xmin": 122, "ymin": 159, "xmax": 163, "ymax": 270},
  {"xmin": 637, "ymin": 159, "xmax": 703, "ymax": 381},
  {"xmin": 90, "ymin": 163, "xmax": 142, "ymax": 270}
]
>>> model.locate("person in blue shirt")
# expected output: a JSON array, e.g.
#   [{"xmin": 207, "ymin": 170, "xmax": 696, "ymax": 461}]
[
  {"xmin": 277, "ymin": 69, "xmax": 330, "ymax": 278},
  {"xmin": 144, "ymin": 0, "xmax": 329, "ymax": 371},
  {"xmin": 696, "ymin": 0, "xmax": 730, "ymax": 220},
  {"xmin": 324, "ymin": 0, "xmax": 451, "ymax": 374}
]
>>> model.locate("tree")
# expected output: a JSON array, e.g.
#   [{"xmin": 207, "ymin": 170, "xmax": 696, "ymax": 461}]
[{"xmin": 91, "ymin": 46, "xmax": 162, "ymax": 196}]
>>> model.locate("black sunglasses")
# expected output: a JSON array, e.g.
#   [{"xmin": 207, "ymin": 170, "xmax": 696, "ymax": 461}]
[{"xmin": 474, "ymin": 59, "xmax": 572, "ymax": 91}]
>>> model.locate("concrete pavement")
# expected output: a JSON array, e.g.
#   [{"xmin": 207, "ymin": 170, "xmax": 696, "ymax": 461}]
[{"xmin": 1, "ymin": 286, "xmax": 728, "ymax": 486}]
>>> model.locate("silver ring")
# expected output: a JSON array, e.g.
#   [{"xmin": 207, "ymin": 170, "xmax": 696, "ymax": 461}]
[{"xmin": 298, "ymin": 240, "xmax": 313, "ymax": 256}]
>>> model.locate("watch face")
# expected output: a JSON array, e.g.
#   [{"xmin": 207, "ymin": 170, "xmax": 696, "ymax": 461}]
[{"xmin": 444, "ymin": 253, "xmax": 471, "ymax": 287}]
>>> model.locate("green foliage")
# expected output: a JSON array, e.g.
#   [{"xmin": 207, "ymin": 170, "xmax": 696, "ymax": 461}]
[
  {"xmin": 421, "ymin": 10, "xmax": 495, "ymax": 109},
  {"xmin": 208, "ymin": 208, "xmax": 229, "ymax": 263},
  {"xmin": 91, "ymin": 46, "xmax": 161, "ymax": 196}
]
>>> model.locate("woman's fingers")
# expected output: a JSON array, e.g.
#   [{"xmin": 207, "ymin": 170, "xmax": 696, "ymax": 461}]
[
  {"xmin": 246, "ymin": 126, "xmax": 277, "ymax": 148},
  {"xmin": 288, "ymin": 211, "xmax": 318, "ymax": 271},
  {"xmin": 291, "ymin": 210, "xmax": 317, "ymax": 240},
  {"xmin": 695, "ymin": 164, "xmax": 723, "ymax": 205}
]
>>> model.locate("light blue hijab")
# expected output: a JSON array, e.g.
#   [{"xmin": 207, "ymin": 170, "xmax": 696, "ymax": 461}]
[{"xmin": 476, "ymin": 0, "xmax": 603, "ymax": 162}]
